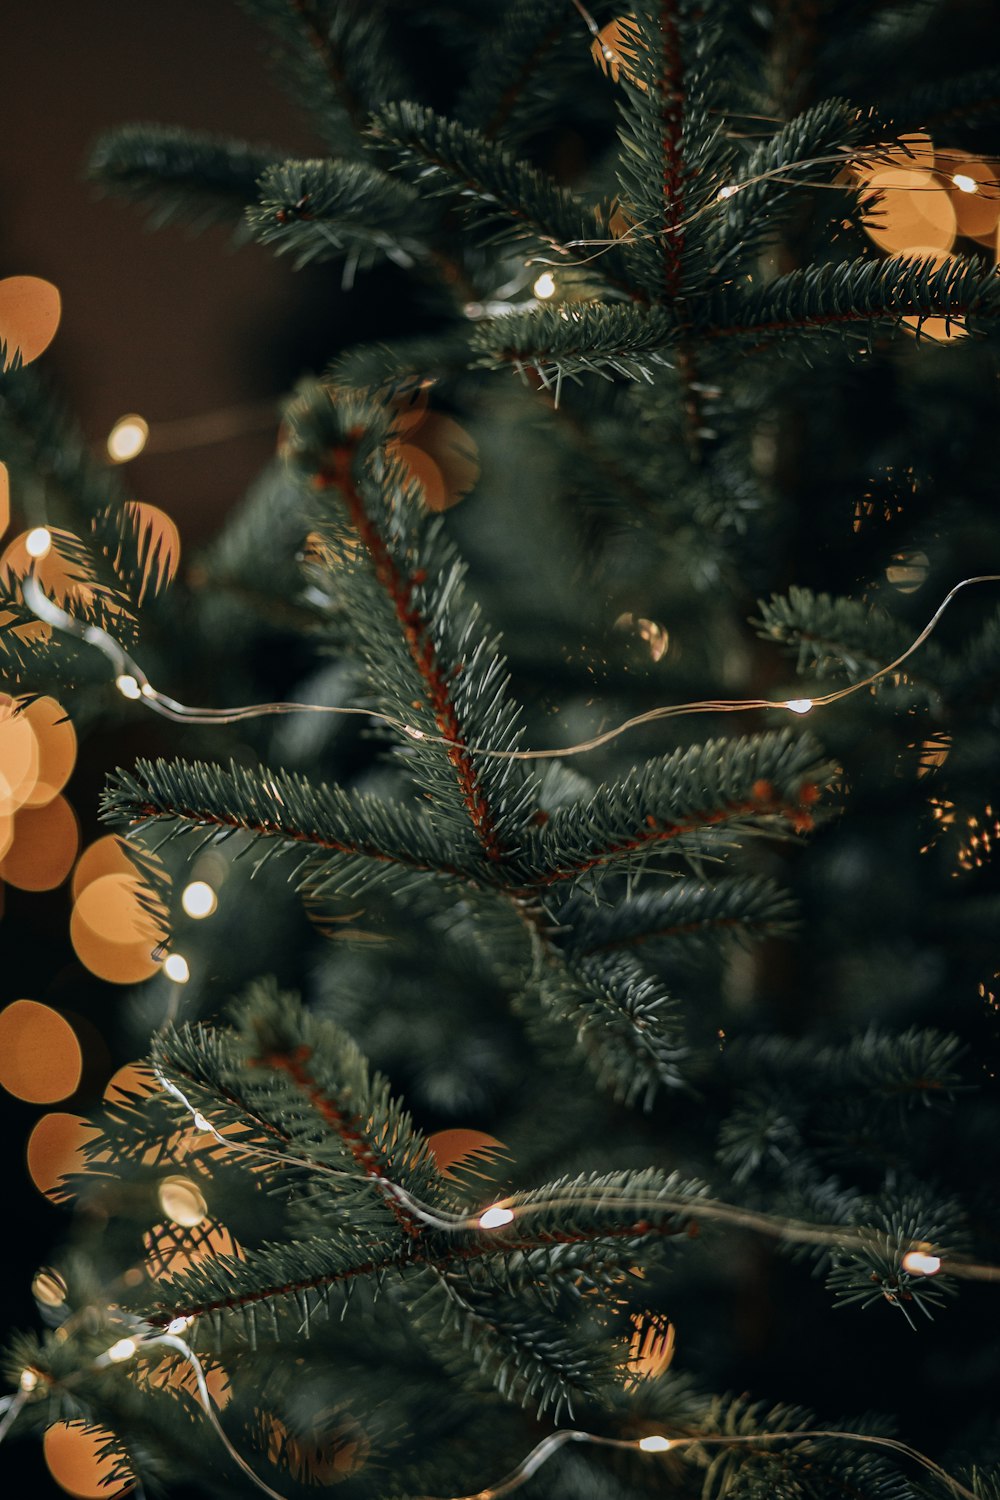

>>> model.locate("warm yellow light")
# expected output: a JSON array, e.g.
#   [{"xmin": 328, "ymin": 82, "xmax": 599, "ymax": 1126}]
[
  {"xmin": 115, "ymin": 674, "xmax": 142, "ymax": 700},
  {"xmin": 533, "ymin": 272, "xmax": 556, "ymax": 299},
  {"xmin": 786, "ymin": 698, "xmax": 814, "ymax": 715},
  {"xmin": 902, "ymin": 1249, "xmax": 942, "ymax": 1276},
  {"xmin": 105, "ymin": 1337, "xmax": 138, "ymax": 1364},
  {"xmin": 717, "ymin": 184, "xmax": 738, "ymax": 200},
  {"xmin": 20, "ymin": 1368, "xmax": 39, "ymax": 1392},
  {"xmin": 638, "ymin": 1434, "xmax": 673, "ymax": 1453},
  {"xmin": 33, "ymin": 1269, "xmax": 68, "ymax": 1307},
  {"xmin": 106, "ymin": 415, "xmax": 149, "ymax": 463},
  {"xmin": 164, "ymin": 953, "xmax": 190, "ymax": 984},
  {"xmin": 952, "ymin": 173, "xmax": 978, "ymax": 194},
  {"xmin": 158, "ymin": 1174, "xmax": 208, "ymax": 1228},
  {"xmin": 181, "ymin": 880, "xmax": 217, "ymax": 919},
  {"xmin": 25, "ymin": 526, "xmax": 52, "ymax": 559},
  {"xmin": 479, "ymin": 1205, "xmax": 515, "ymax": 1230}
]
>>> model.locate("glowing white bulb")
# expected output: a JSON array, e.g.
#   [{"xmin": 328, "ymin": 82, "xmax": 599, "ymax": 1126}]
[
  {"xmin": 164, "ymin": 953, "xmax": 190, "ymax": 984},
  {"xmin": 115, "ymin": 674, "xmax": 142, "ymax": 700},
  {"xmin": 107, "ymin": 414, "xmax": 149, "ymax": 463},
  {"xmin": 638, "ymin": 1434, "xmax": 673, "ymax": 1453},
  {"xmin": 786, "ymin": 698, "xmax": 814, "ymax": 715},
  {"xmin": 25, "ymin": 526, "xmax": 52, "ymax": 559},
  {"xmin": 717, "ymin": 184, "xmax": 738, "ymax": 200},
  {"xmin": 533, "ymin": 272, "xmax": 556, "ymax": 299},
  {"xmin": 479, "ymin": 1205, "xmax": 515, "ymax": 1230},
  {"xmin": 19, "ymin": 1368, "xmax": 39, "ymax": 1392},
  {"xmin": 166, "ymin": 1315, "xmax": 195, "ymax": 1336},
  {"xmin": 105, "ymin": 1337, "xmax": 138, "ymax": 1364},
  {"xmin": 902, "ymin": 1249, "xmax": 942, "ymax": 1276},
  {"xmin": 181, "ymin": 881, "xmax": 217, "ymax": 919},
  {"xmin": 193, "ymin": 1112, "xmax": 212, "ymax": 1133},
  {"xmin": 952, "ymin": 173, "xmax": 977, "ymax": 194}
]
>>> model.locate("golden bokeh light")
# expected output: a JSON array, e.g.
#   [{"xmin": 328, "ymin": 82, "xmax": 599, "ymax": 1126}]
[
  {"xmin": 0, "ymin": 275, "xmax": 62, "ymax": 364},
  {"xmin": 43, "ymin": 1422, "xmax": 133, "ymax": 1499},
  {"xmin": 124, "ymin": 500, "xmax": 181, "ymax": 603},
  {"xmin": 391, "ymin": 411, "xmax": 480, "ymax": 513},
  {"xmin": 591, "ymin": 15, "xmax": 645, "ymax": 89},
  {"xmin": 139, "ymin": 1352, "xmax": 231, "ymax": 1410},
  {"xmin": 144, "ymin": 1219, "xmax": 244, "ymax": 1280},
  {"xmin": 71, "ymin": 863, "xmax": 166, "ymax": 984},
  {"xmin": 426, "ymin": 1128, "xmax": 510, "ymax": 1182},
  {"xmin": 624, "ymin": 1313, "xmax": 676, "ymax": 1387},
  {"xmin": 0, "ymin": 526, "xmax": 99, "ymax": 614},
  {"xmin": 0, "ymin": 1000, "xmax": 82, "ymax": 1103},
  {"xmin": 900, "ymin": 249, "xmax": 967, "ymax": 342},
  {"xmin": 860, "ymin": 167, "xmax": 956, "ymax": 255},
  {"xmin": 103, "ymin": 1061, "xmax": 158, "ymax": 1103},
  {"xmin": 27, "ymin": 1112, "xmax": 98, "ymax": 1198},
  {"xmin": 21, "ymin": 696, "xmax": 77, "ymax": 807},
  {"xmin": 880, "ymin": 133, "xmax": 936, "ymax": 174},
  {"xmin": 533, "ymin": 272, "xmax": 556, "ymax": 299},
  {"xmin": 0, "ymin": 696, "xmax": 40, "ymax": 816},
  {"xmin": 885, "ymin": 549, "xmax": 929, "ymax": 593},
  {"xmin": 260, "ymin": 1410, "xmax": 370, "ymax": 1486},
  {"xmin": 0, "ymin": 461, "xmax": 8, "ymax": 538},
  {"xmin": 33, "ymin": 1268, "xmax": 68, "ymax": 1307},
  {"xmin": 74, "ymin": 871, "xmax": 161, "ymax": 945},
  {"xmin": 163, "ymin": 952, "xmax": 191, "ymax": 984},
  {"xmin": 106, "ymin": 414, "xmax": 149, "ymax": 464},
  {"xmin": 72, "ymin": 834, "xmax": 146, "ymax": 900},
  {"xmin": 936, "ymin": 149, "xmax": 1000, "ymax": 241},
  {"xmin": 158, "ymin": 1175, "xmax": 209, "ymax": 1228},
  {"xmin": 1, "ymin": 794, "xmax": 79, "ymax": 890}
]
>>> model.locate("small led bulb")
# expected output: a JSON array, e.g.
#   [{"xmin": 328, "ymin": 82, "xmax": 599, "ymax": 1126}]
[
  {"xmin": 25, "ymin": 527, "xmax": 53, "ymax": 559},
  {"xmin": 786, "ymin": 698, "xmax": 814, "ymax": 715},
  {"xmin": 479, "ymin": 1205, "xmax": 515, "ymax": 1230},
  {"xmin": 166, "ymin": 1315, "xmax": 195, "ymax": 1336},
  {"xmin": 115, "ymin": 674, "xmax": 142, "ymax": 700},
  {"xmin": 638, "ymin": 1434, "xmax": 673, "ymax": 1453},
  {"xmin": 902, "ymin": 1249, "xmax": 942, "ymax": 1276},
  {"xmin": 533, "ymin": 272, "xmax": 556, "ymax": 299},
  {"xmin": 105, "ymin": 1337, "xmax": 138, "ymax": 1364},
  {"xmin": 164, "ymin": 953, "xmax": 190, "ymax": 984},
  {"xmin": 952, "ymin": 173, "xmax": 977, "ymax": 194},
  {"xmin": 19, "ymin": 1368, "xmax": 39, "ymax": 1392},
  {"xmin": 107, "ymin": 415, "xmax": 149, "ymax": 463},
  {"xmin": 181, "ymin": 881, "xmax": 217, "ymax": 919}
]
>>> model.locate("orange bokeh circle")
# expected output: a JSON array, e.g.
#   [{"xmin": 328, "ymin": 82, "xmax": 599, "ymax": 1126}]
[
  {"xmin": 0, "ymin": 275, "xmax": 62, "ymax": 364},
  {"xmin": 0, "ymin": 999, "xmax": 82, "ymax": 1103},
  {"xmin": 1, "ymin": 793, "xmax": 79, "ymax": 890},
  {"xmin": 43, "ymin": 1422, "xmax": 132, "ymax": 1499},
  {"xmin": 26, "ymin": 1112, "xmax": 99, "ymax": 1198}
]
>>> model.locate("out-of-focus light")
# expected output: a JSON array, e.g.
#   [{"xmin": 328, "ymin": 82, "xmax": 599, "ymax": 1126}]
[
  {"xmin": 158, "ymin": 1175, "xmax": 208, "ymax": 1228},
  {"xmin": 786, "ymin": 698, "xmax": 814, "ymax": 715},
  {"xmin": 181, "ymin": 881, "xmax": 216, "ymax": 919},
  {"xmin": 0, "ymin": 276, "xmax": 62, "ymax": 364},
  {"xmin": 25, "ymin": 527, "xmax": 52, "ymax": 559},
  {"xmin": 952, "ymin": 173, "xmax": 978, "ymax": 194},
  {"xmin": 902, "ymin": 1249, "xmax": 942, "ymax": 1276},
  {"xmin": 20, "ymin": 1368, "xmax": 39, "ymax": 1392},
  {"xmin": 0, "ymin": 999, "xmax": 82, "ymax": 1102},
  {"xmin": 533, "ymin": 272, "xmax": 556, "ymax": 299},
  {"xmin": 479, "ymin": 1205, "xmax": 515, "ymax": 1230},
  {"xmin": 44, "ymin": 1421, "xmax": 133, "ymax": 1499},
  {"xmin": 106, "ymin": 415, "xmax": 149, "ymax": 463},
  {"xmin": 166, "ymin": 1315, "xmax": 195, "ymax": 1336},
  {"xmin": 33, "ymin": 1269, "xmax": 68, "ymax": 1307},
  {"xmin": 638, "ymin": 1434, "xmax": 673, "ymax": 1453},
  {"xmin": 164, "ymin": 953, "xmax": 190, "ymax": 984},
  {"xmin": 105, "ymin": 1338, "xmax": 137, "ymax": 1364},
  {"xmin": 717, "ymin": 184, "xmax": 737, "ymax": 200},
  {"xmin": 115, "ymin": 674, "xmax": 142, "ymax": 700}
]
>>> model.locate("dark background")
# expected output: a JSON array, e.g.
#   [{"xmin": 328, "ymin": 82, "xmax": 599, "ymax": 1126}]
[{"xmin": 1, "ymin": 6, "xmax": 329, "ymax": 1493}]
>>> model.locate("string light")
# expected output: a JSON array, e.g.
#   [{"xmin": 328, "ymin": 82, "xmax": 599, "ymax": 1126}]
[
  {"xmin": 638, "ymin": 1434, "xmax": 672, "ymax": 1452},
  {"xmin": 103, "ymin": 1337, "xmax": 138, "ymax": 1365},
  {"xmin": 18, "ymin": 1370, "xmax": 38, "ymax": 1393},
  {"xmin": 478, "ymin": 1205, "xmax": 515, "ymax": 1230},
  {"xmin": 181, "ymin": 881, "xmax": 217, "ymax": 919},
  {"xmin": 24, "ymin": 527, "xmax": 52, "ymax": 559},
  {"xmin": 532, "ymin": 272, "xmax": 556, "ymax": 299},
  {"xmin": 106, "ymin": 415, "xmax": 149, "ymax": 464},
  {"xmin": 952, "ymin": 173, "xmax": 978, "ymax": 194},
  {"xmin": 902, "ymin": 1249, "xmax": 942, "ymax": 1276},
  {"xmin": 22, "ymin": 572, "xmax": 1000, "ymax": 766},
  {"xmin": 164, "ymin": 953, "xmax": 190, "ymax": 984}
]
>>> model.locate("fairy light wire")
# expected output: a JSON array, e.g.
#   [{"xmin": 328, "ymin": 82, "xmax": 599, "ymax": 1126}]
[{"xmin": 22, "ymin": 568, "xmax": 1000, "ymax": 762}]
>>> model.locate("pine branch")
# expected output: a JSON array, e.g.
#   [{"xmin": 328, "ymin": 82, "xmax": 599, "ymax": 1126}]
[
  {"xmin": 754, "ymin": 585, "xmax": 948, "ymax": 689},
  {"xmin": 515, "ymin": 730, "xmax": 832, "ymax": 888},
  {"xmin": 248, "ymin": 157, "xmax": 432, "ymax": 271},
  {"xmin": 88, "ymin": 123, "xmax": 282, "ymax": 236},
  {"xmin": 562, "ymin": 875, "xmax": 798, "ymax": 955},
  {"xmin": 454, "ymin": 0, "xmax": 577, "ymax": 143}
]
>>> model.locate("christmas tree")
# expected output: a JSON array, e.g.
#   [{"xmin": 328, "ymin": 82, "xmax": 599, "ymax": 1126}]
[{"xmin": 2, "ymin": 3, "xmax": 1000, "ymax": 1498}]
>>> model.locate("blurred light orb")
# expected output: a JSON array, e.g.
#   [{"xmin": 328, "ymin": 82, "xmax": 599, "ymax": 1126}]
[
  {"xmin": 533, "ymin": 272, "xmax": 556, "ymax": 299},
  {"xmin": 22, "ymin": 696, "xmax": 77, "ymax": 807},
  {"xmin": 106, "ymin": 414, "xmax": 149, "ymax": 464},
  {"xmin": 26, "ymin": 1112, "xmax": 97, "ymax": 1198},
  {"xmin": 158, "ymin": 1175, "xmax": 208, "ymax": 1228},
  {"xmin": 860, "ymin": 166, "xmax": 956, "ymax": 255},
  {"xmin": 886, "ymin": 549, "xmax": 929, "ymax": 593},
  {"xmin": 902, "ymin": 1249, "xmax": 942, "ymax": 1276},
  {"xmin": 479, "ymin": 1205, "xmax": 514, "ymax": 1229},
  {"xmin": 181, "ymin": 880, "xmax": 217, "ymax": 919},
  {"xmin": 0, "ymin": 461, "xmax": 9, "ymax": 538},
  {"xmin": 33, "ymin": 1268, "xmax": 68, "ymax": 1307},
  {"xmin": 1, "ymin": 794, "xmax": 79, "ymax": 890},
  {"xmin": 115, "ymin": 674, "xmax": 142, "ymax": 700},
  {"xmin": 25, "ymin": 526, "xmax": 52, "ymax": 559},
  {"xmin": 0, "ymin": 999, "xmax": 82, "ymax": 1103},
  {"xmin": 164, "ymin": 953, "xmax": 190, "ymax": 984},
  {"xmin": 44, "ymin": 1421, "xmax": 133, "ymax": 1499},
  {"xmin": 0, "ymin": 276, "xmax": 62, "ymax": 364},
  {"xmin": 638, "ymin": 1434, "xmax": 673, "ymax": 1453},
  {"xmin": 952, "ymin": 173, "xmax": 977, "ymax": 194}
]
